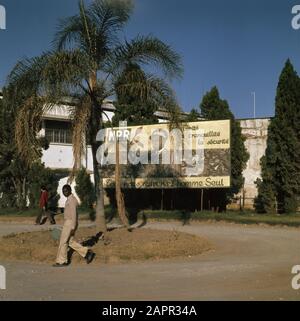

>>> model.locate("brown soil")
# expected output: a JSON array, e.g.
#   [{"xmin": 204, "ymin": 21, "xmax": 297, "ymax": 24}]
[
  {"xmin": 0, "ymin": 227, "xmax": 212, "ymax": 264},
  {"xmin": 0, "ymin": 215, "xmax": 89, "ymax": 224}
]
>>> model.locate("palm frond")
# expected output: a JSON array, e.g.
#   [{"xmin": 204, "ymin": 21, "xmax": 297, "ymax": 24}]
[
  {"xmin": 43, "ymin": 50, "xmax": 92, "ymax": 95},
  {"xmin": 54, "ymin": 1, "xmax": 96, "ymax": 55},
  {"xmin": 106, "ymin": 35, "xmax": 184, "ymax": 79},
  {"xmin": 53, "ymin": 14, "xmax": 83, "ymax": 51},
  {"xmin": 9, "ymin": 50, "xmax": 93, "ymax": 166},
  {"xmin": 69, "ymin": 95, "xmax": 92, "ymax": 182},
  {"xmin": 90, "ymin": 0, "xmax": 133, "ymax": 64},
  {"xmin": 15, "ymin": 97, "xmax": 55, "ymax": 165},
  {"xmin": 8, "ymin": 50, "xmax": 91, "ymax": 99},
  {"xmin": 54, "ymin": 0, "xmax": 133, "ymax": 64},
  {"xmin": 90, "ymin": 0, "xmax": 133, "ymax": 37},
  {"xmin": 7, "ymin": 54, "xmax": 51, "ymax": 96}
]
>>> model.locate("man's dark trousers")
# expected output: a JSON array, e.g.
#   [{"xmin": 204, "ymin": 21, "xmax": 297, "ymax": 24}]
[{"xmin": 36, "ymin": 208, "xmax": 55, "ymax": 225}]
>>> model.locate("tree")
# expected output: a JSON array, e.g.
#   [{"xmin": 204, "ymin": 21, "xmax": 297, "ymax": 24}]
[
  {"xmin": 255, "ymin": 60, "xmax": 300, "ymax": 214},
  {"xmin": 8, "ymin": 0, "xmax": 183, "ymax": 232},
  {"xmin": 27, "ymin": 165, "xmax": 61, "ymax": 209},
  {"xmin": 200, "ymin": 87, "xmax": 249, "ymax": 211},
  {"xmin": 0, "ymin": 86, "xmax": 33, "ymax": 208},
  {"xmin": 0, "ymin": 87, "xmax": 59, "ymax": 209},
  {"xmin": 111, "ymin": 63, "xmax": 163, "ymax": 228},
  {"xmin": 0, "ymin": 89, "xmax": 16, "ymax": 207},
  {"xmin": 254, "ymin": 156, "xmax": 276, "ymax": 214},
  {"xmin": 112, "ymin": 64, "xmax": 159, "ymax": 126},
  {"xmin": 75, "ymin": 167, "xmax": 96, "ymax": 209},
  {"xmin": 185, "ymin": 108, "xmax": 201, "ymax": 122}
]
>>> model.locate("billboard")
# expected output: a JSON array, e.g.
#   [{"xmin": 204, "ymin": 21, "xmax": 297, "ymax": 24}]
[{"xmin": 98, "ymin": 119, "xmax": 231, "ymax": 189}]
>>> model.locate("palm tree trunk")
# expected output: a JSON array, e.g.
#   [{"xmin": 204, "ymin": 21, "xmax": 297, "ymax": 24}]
[
  {"xmin": 89, "ymin": 72, "xmax": 107, "ymax": 234},
  {"xmin": 16, "ymin": 180, "xmax": 22, "ymax": 210},
  {"xmin": 91, "ymin": 142, "xmax": 107, "ymax": 233},
  {"xmin": 115, "ymin": 140, "xmax": 129, "ymax": 228},
  {"xmin": 15, "ymin": 178, "xmax": 27, "ymax": 210},
  {"xmin": 22, "ymin": 178, "xmax": 27, "ymax": 209}
]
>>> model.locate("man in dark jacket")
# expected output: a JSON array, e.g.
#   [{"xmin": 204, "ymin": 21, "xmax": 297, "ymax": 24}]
[{"xmin": 35, "ymin": 186, "xmax": 56, "ymax": 225}]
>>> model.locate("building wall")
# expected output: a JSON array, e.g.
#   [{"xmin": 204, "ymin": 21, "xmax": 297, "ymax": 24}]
[
  {"xmin": 238, "ymin": 118, "xmax": 270, "ymax": 207},
  {"xmin": 42, "ymin": 144, "xmax": 94, "ymax": 172}
]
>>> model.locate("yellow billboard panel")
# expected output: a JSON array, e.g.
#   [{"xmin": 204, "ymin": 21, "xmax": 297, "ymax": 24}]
[{"xmin": 101, "ymin": 119, "xmax": 231, "ymax": 189}]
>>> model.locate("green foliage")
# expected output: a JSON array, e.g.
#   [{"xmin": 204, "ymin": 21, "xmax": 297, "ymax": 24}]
[
  {"xmin": 27, "ymin": 166, "xmax": 61, "ymax": 209},
  {"xmin": 0, "ymin": 89, "xmax": 15, "ymax": 207},
  {"xmin": 0, "ymin": 87, "xmax": 58, "ymax": 209},
  {"xmin": 112, "ymin": 101, "xmax": 158, "ymax": 127},
  {"xmin": 0, "ymin": 86, "xmax": 28, "ymax": 208},
  {"xmin": 75, "ymin": 168, "xmax": 96, "ymax": 209},
  {"xmin": 112, "ymin": 63, "xmax": 165, "ymax": 126},
  {"xmin": 201, "ymin": 87, "xmax": 233, "ymax": 120},
  {"xmin": 255, "ymin": 60, "xmax": 300, "ymax": 214},
  {"xmin": 185, "ymin": 108, "xmax": 201, "ymax": 122},
  {"xmin": 254, "ymin": 179, "xmax": 276, "ymax": 214},
  {"xmin": 199, "ymin": 86, "xmax": 249, "ymax": 210}
]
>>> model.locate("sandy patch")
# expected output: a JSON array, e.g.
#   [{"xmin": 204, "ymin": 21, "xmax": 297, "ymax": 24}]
[{"xmin": 0, "ymin": 227, "xmax": 212, "ymax": 264}]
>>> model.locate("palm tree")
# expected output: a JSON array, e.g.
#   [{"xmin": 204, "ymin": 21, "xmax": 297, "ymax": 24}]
[{"xmin": 8, "ymin": 0, "xmax": 183, "ymax": 233}]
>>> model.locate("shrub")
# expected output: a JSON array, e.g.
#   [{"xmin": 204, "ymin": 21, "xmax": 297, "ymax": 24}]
[{"xmin": 75, "ymin": 168, "xmax": 96, "ymax": 209}]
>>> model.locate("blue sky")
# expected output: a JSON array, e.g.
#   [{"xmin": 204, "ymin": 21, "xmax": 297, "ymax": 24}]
[{"xmin": 0, "ymin": 0, "xmax": 300, "ymax": 118}]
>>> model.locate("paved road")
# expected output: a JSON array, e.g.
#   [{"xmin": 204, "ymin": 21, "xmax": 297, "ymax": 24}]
[{"xmin": 0, "ymin": 221, "xmax": 300, "ymax": 301}]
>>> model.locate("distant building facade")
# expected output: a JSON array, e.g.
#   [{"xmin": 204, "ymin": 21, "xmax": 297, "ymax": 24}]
[{"xmin": 237, "ymin": 118, "xmax": 270, "ymax": 208}]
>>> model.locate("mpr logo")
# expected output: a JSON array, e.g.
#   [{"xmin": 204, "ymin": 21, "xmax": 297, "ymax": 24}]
[{"xmin": 0, "ymin": 265, "xmax": 6, "ymax": 290}]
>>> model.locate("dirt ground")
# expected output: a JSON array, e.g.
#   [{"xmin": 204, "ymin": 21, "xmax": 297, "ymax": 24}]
[
  {"xmin": 0, "ymin": 221, "xmax": 300, "ymax": 301},
  {"xmin": 0, "ymin": 215, "xmax": 88, "ymax": 224},
  {"xmin": 0, "ymin": 226, "xmax": 212, "ymax": 264}
]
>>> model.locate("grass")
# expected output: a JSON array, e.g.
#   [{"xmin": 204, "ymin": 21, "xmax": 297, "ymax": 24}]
[
  {"xmin": 0, "ymin": 206, "xmax": 103, "ymax": 218},
  {"xmin": 0, "ymin": 207, "xmax": 92, "ymax": 221},
  {"xmin": 1, "ymin": 206, "xmax": 300, "ymax": 227},
  {"xmin": 0, "ymin": 207, "xmax": 38, "ymax": 217},
  {"xmin": 140, "ymin": 210, "xmax": 300, "ymax": 227}
]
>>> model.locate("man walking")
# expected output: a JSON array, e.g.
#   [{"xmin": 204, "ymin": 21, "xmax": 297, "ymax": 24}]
[
  {"xmin": 53, "ymin": 185, "xmax": 95, "ymax": 267},
  {"xmin": 35, "ymin": 186, "xmax": 55, "ymax": 225}
]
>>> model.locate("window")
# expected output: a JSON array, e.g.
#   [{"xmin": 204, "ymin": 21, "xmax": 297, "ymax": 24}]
[{"xmin": 45, "ymin": 120, "xmax": 72, "ymax": 144}]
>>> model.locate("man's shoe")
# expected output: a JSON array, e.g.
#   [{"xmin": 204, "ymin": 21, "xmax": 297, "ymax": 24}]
[
  {"xmin": 85, "ymin": 250, "xmax": 96, "ymax": 264},
  {"xmin": 52, "ymin": 263, "xmax": 68, "ymax": 268}
]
